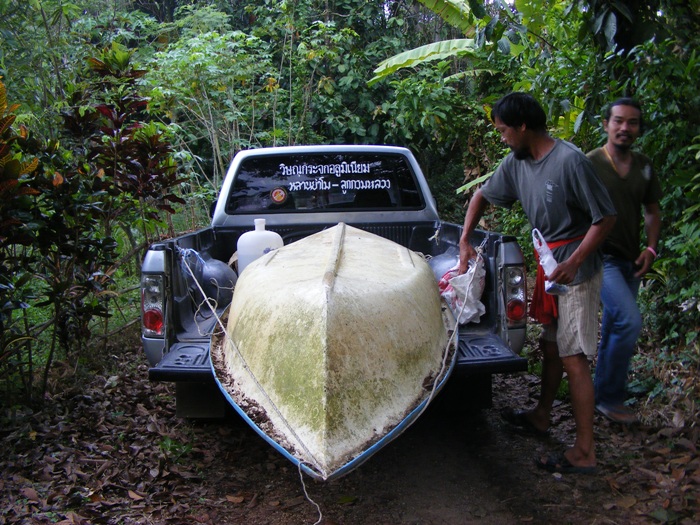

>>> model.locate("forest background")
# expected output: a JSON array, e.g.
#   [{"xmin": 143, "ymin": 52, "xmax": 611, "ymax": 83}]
[{"xmin": 0, "ymin": 0, "xmax": 698, "ymax": 428}]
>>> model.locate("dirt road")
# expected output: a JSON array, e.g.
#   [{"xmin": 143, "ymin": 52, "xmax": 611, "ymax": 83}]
[
  {"xmin": 1, "ymin": 331, "xmax": 696, "ymax": 524},
  {"xmin": 193, "ymin": 376, "xmax": 633, "ymax": 525}
]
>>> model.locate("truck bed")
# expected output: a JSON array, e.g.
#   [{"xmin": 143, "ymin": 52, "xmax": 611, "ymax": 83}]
[{"xmin": 141, "ymin": 145, "xmax": 528, "ymax": 417}]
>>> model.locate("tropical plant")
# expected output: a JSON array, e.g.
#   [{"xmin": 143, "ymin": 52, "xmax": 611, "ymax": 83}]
[
  {"xmin": 0, "ymin": 78, "xmax": 41, "ymax": 402},
  {"xmin": 626, "ymin": 39, "xmax": 700, "ymax": 349},
  {"xmin": 0, "ymin": 29, "xmax": 184, "ymax": 403},
  {"xmin": 145, "ymin": 16, "xmax": 279, "ymax": 193}
]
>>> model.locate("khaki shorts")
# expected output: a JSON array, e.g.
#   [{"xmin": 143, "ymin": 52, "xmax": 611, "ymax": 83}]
[{"xmin": 541, "ymin": 269, "xmax": 602, "ymax": 358}]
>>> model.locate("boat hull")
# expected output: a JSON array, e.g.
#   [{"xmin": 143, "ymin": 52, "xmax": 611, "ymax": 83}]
[{"xmin": 211, "ymin": 223, "xmax": 456, "ymax": 480}]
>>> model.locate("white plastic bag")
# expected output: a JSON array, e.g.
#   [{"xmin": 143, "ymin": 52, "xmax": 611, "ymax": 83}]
[{"xmin": 438, "ymin": 258, "xmax": 486, "ymax": 324}]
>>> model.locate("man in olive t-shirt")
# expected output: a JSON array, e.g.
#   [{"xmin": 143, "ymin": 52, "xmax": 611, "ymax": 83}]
[{"xmin": 588, "ymin": 98, "xmax": 662, "ymax": 424}]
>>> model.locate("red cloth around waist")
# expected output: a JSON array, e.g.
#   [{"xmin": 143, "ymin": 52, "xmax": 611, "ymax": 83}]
[{"xmin": 529, "ymin": 235, "xmax": 585, "ymax": 325}]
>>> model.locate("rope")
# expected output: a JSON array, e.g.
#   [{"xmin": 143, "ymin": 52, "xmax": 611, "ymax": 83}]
[
  {"xmin": 420, "ymin": 237, "xmax": 488, "ymax": 413},
  {"xmin": 176, "ymin": 247, "xmax": 327, "ymax": 478},
  {"xmin": 298, "ymin": 462, "xmax": 323, "ymax": 524}
]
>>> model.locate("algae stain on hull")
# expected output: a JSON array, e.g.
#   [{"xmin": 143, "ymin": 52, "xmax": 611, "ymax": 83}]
[
  {"xmin": 220, "ymin": 224, "xmax": 450, "ymax": 476},
  {"xmin": 323, "ymin": 253, "xmax": 447, "ymax": 458},
  {"xmin": 225, "ymin": 274, "xmax": 329, "ymax": 434}
]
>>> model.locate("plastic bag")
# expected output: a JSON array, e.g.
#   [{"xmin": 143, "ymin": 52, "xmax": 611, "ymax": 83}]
[
  {"xmin": 438, "ymin": 258, "xmax": 486, "ymax": 324},
  {"xmin": 179, "ymin": 248, "xmax": 237, "ymax": 310}
]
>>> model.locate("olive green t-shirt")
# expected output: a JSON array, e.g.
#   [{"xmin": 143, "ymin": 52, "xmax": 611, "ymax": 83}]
[{"xmin": 587, "ymin": 148, "xmax": 662, "ymax": 262}]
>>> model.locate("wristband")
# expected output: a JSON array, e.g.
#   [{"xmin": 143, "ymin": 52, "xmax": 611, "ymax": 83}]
[{"xmin": 646, "ymin": 246, "xmax": 657, "ymax": 258}]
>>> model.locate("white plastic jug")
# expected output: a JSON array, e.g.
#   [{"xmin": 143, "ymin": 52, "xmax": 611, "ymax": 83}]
[
  {"xmin": 532, "ymin": 228, "xmax": 557, "ymax": 276},
  {"xmin": 532, "ymin": 228, "xmax": 569, "ymax": 295},
  {"xmin": 236, "ymin": 219, "xmax": 283, "ymax": 274}
]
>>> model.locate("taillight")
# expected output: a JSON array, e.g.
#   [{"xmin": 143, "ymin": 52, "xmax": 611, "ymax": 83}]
[
  {"xmin": 143, "ymin": 308, "xmax": 163, "ymax": 335},
  {"xmin": 504, "ymin": 266, "xmax": 527, "ymax": 327},
  {"xmin": 142, "ymin": 274, "xmax": 165, "ymax": 337}
]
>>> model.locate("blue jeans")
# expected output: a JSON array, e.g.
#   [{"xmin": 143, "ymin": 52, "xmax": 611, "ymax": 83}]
[{"xmin": 594, "ymin": 256, "xmax": 642, "ymax": 406}]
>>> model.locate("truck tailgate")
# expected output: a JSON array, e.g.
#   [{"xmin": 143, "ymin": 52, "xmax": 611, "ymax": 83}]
[
  {"xmin": 150, "ymin": 329, "xmax": 528, "ymax": 383},
  {"xmin": 456, "ymin": 329, "xmax": 528, "ymax": 375},
  {"xmin": 148, "ymin": 342, "xmax": 212, "ymax": 382}
]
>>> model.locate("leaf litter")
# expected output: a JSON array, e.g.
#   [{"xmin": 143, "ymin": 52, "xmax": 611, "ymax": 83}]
[{"xmin": 0, "ymin": 325, "xmax": 698, "ymax": 524}]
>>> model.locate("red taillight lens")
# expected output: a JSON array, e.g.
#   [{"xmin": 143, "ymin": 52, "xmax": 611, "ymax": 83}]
[
  {"xmin": 507, "ymin": 299, "xmax": 526, "ymax": 323},
  {"xmin": 143, "ymin": 308, "xmax": 164, "ymax": 335}
]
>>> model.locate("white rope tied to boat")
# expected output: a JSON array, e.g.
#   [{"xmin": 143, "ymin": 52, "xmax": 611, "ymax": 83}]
[
  {"xmin": 176, "ymin": 247, "xmax": 327, "ymax": 477},
  {"xmin": 178, "ymin": 247, "xmax": 328, "ymax": 520},
  {"xmin": 423, "ymin": 238, "xmax": 487, "ymax": 410}
]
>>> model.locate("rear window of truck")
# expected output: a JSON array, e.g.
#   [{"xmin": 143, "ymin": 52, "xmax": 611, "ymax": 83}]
[{"xmin": 225, "ymin": 152, "xmax": 425, "ymax": 214}]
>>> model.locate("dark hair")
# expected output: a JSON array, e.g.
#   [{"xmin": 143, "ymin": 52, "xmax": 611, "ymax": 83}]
[
  {"xmin": 491, "ymin": 92, "xmax": 547, "ymax": 132},
  {"xmin": 604, "ymin": 97, "xmax": 644, "ymax": 132},
  {"xmin": 605, "ymin": 97, "xmax": 642, "ymax": 121}
]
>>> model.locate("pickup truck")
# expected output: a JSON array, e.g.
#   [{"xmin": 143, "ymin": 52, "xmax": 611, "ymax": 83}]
[{"xmin": 141, "ymin": 145, "xmax": 528, "ymax": 418}]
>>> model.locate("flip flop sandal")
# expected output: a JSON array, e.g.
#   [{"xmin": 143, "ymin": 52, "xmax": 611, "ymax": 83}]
[
  {"xmin": 535, "ymin": 452, "xmax": 598, "ymax": 475},
  {"xmin": 595, "ymin": 404, "xmax": 638, "ymax": 424},
  {"xmin": 501, "ymin": 408, "xmax": 549, "ymax": 437}
]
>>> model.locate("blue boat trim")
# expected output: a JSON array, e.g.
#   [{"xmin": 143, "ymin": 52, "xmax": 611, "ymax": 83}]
[{"xmin": 210, "ymin": 330, "xmax": 457, "ymax": 481}]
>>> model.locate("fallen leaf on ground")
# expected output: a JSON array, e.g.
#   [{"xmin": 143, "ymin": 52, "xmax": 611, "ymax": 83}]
[
  {"xmin": 128, "ymin": 490, "xmax": 144, "ymax": 500},
  {"xmin": 616, "ymin": 495, "xmax": 637, "ymax": 509},
  {"xmin": 20, "ymin": 487, "xmax": 40, "ymax": 501}
]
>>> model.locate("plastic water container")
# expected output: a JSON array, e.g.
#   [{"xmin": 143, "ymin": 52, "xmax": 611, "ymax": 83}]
[
  {"xmin": 237, "ymin": 218, "xmax": 283, "ymax": 274},
  {"xmin": 532, "ymin": 228, "xmax": 569, "ymax": 295}
]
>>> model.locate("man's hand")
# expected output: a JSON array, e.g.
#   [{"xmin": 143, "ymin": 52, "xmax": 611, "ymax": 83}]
[
  {"xmin": 458, "ymin": 189, "xmax": 489, "ymax": 274},
  {"xmin": 551, "ymin": 215, "xmax": 617, "ymax": 284},
  {"xmin": 459, "ymin": 242, "xmax": 477, "ymax": 274},
  {"xmin": 549, "ymin": 257, "xmax": 579, "ymax": 285},
  {"xmin": 634, "ymin": 249, "xmax": 655, "ymax": 278}
]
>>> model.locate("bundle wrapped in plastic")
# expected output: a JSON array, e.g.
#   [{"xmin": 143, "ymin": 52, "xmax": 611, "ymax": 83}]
[{"xmin": 438, "ymin": 257, "xmax": 486, "ymax": 324}]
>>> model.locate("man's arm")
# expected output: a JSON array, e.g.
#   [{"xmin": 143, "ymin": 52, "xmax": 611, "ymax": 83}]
[
  {"xmin": 458, "ymin": 188, "xmax": 489, "ymax": 274},
  {"xmin": 551, "ymin": 215, "xmax": 616, "ymax": 284},
  {"xmin": 634, "ymin": 202, "xmax": 661, "ymax": 277}
]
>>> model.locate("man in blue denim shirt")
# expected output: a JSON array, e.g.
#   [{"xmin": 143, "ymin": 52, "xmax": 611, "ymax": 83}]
[{"xmin": 588, "ymin": 98, "xmax": 662, "ymax": 424}]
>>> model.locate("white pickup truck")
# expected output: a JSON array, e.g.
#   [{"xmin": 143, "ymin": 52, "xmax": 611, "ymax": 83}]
[{"xmin": 140, "ymin": 145, "xmax": 528, "ymax": 417}]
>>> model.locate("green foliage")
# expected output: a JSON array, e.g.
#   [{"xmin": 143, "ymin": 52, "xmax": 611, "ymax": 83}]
[
  {"xmin": 30, "ymin": 149, "xmax": 118, "ymax": 354},
  {"xmin": 501, "ymin": 2, "xmax": 614, "ymax": 146},
  {"xmin": 684, "ymin": 137, "xmax": 700, "ymax": 220},
  {"xmin": 369, "ymin": 39, "xmax": 478, "ymax": 86},
  {"xmin": 0, "ymin": 79, "xmax": 42, "ymax": 403},
  {"xmin": 641, "ymin": 218, "xmax": 700, "ymax": 347},
  {"xmin": 622, "ymin": 39, "xmax": 700, "ymax": 349},
  {"xmin": 0, "ymin": 30, "xmax": 182, "ymax": 404},
  {"xmin": 1, "ymin": 0, "xmax": 699, "ymax": 412},
  {"xmin": 159, "ymin": 436, "xmax": 193, "ymax": 462},
  {"xmin": 2, "ymin": 151, "xmax": 118, "ymax": 401},
  {"xmin": 575, "ymin": 0, "xmax": 673, "ymax": 54},
  {"xmin": 144, "ymin": 23, "xmax": 279, "ymax": 189},
  {"xmin": 72, "ymin": 41, "xmax": 185, "ymax": 243},
  {"xmin": 287, "ymin": 20, "xmax": 373, "ymax": 144},
  {"xmin": 143, "ymin": 0, "xmax": 428, "ymax": 195},
  {"xmin": 418, "ymin": 0, "xmax": 485, "ymax": 33}
]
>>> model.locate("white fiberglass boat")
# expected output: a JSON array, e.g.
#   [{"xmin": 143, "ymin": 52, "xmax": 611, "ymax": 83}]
[{"xmin": 211, "ymin": 223, "xmax": 456, "ymax": 480}]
